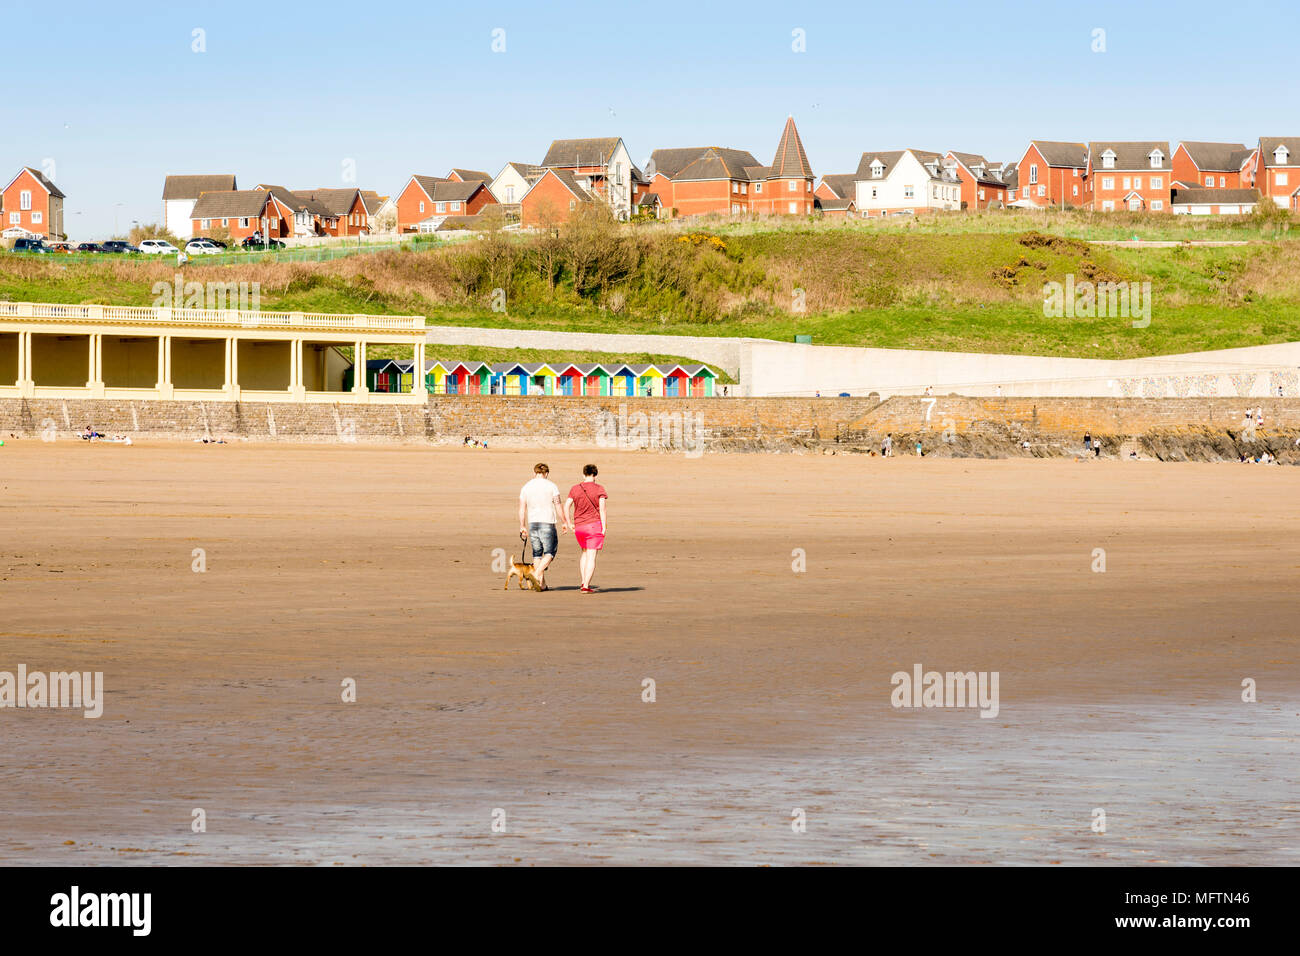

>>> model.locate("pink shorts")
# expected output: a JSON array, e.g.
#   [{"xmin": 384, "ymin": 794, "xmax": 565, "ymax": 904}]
[{"xmin": 574, "ymin": 523, "xmax": 605, "ymax": 550}]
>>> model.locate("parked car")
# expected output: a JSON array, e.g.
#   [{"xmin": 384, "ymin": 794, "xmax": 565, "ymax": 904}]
[
  {"xmin": 240, "ymin": 236, "xmax": 284, "ymax": 249},
  {"xmin": 47, "ymin": 241, "xmax": 74, "ymax": 253},
  {"xmin": 75, "ymin": 242, "xmax": 102, "ymax": 253},
  {"xmin": 11, "ymin": 238, "xmax": 49, "ymax": 253},
  {"xmin": 100, "ymin": 240, "xmax": 141, "ymax": 254},
  {"xmin": 139, "ymin": 239, "xmax": 181, "ymax": 255},
  {"xmin": 203, "ymin": 238, "xmax": 228, "ymax": 248},
  {"xmin": 185, "ymin": 238, "xmax": 222, "ymax": 255}
]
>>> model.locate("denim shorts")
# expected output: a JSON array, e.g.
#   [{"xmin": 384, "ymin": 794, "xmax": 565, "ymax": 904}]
[{"xmin": 528, "ymin": 522, "xmax": 558, "ymax": 558}]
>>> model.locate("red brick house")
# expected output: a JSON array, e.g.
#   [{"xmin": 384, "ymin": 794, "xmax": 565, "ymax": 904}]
[
  {"xmin": 2, "ymin": 167, "xmax": 65, "ymax": 239},
  {"xmin": 191, "ymin": 190, "xmax": 294, "ymax": 241},
  {"xmin": 1084, "ymin": 142, "xmax": 1172, "ymax": 212},
  {"xmin": 1171, "ymin": 142, "xmax": 1257, "ymax": 191},
  {"xmin": 539, "ymin": 137, "xmax": 635, "ymax": 219},
  {"xmin": 815, "ymin": 173, "xmax": 856, "ymax": 204},
  {"xmin": 646, "ymin": 116, "xmax": 815, "ymax": 218},
  {"xmin": 519, "ymin": 168, "xmax": 593, "ymax": 227},
  {"xmin": 943, "ymin": 152, "xmax": 1010, "ymax": 209},
  {"xmin": 395, "ymin": 175, "xmax": 497, "ymax": 232},
  {"xmin": 447, "ymin": 168, "xmax": 493, "ymax": 184},
  {"xmin": 294, "ymin": 188, "xmax": 372, "ymax": 236},
  {"xmin": 1256, "ymin": 138, "xmax": 1300, "ymax": 210},
  {"xmin": 1014, "ymin": 141, "xmax": 1087, "ymax": 207}
]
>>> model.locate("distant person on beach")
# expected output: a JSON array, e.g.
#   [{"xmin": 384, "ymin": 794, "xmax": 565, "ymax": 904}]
[
  {"xmin": 915, "ymin": 440, "xmax": 923, "ymax": 457},
  {"xmin": 519, "ymin": 462, "xmax": 565, "ymax": 592},
  {"xmin": 1083, "ymin": 431, "xmax": 1091, "ymax": 455},
  {"xmin": 566, "ymin": 464, "xmax": 608, "ymax": 594},
  {"xmin": 882, "ymin": 433, "xmax": 893, "ymax": 457},
  {"xmin": 1093, "ymin": 438, "xmax": 1102, "ymax": 458}
]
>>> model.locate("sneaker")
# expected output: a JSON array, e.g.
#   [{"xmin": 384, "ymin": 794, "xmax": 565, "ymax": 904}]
[{"xmin": 581, "ymin": 586, "xmax": 593, "ymax": 593}]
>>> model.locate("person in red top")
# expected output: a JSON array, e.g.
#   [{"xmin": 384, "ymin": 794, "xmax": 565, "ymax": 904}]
[{"xmin": 565, "ymin": 463, "xmax": 608, "ymax": 593}]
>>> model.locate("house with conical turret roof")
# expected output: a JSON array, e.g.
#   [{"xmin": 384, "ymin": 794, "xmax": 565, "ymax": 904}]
[{"xmin": 643, "ymin": 116, "xmax": 816, "ymax": 218}]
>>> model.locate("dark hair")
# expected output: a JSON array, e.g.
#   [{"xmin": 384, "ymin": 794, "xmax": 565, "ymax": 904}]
[
  {"xmin": 534, "ymin": 463, "xmax": 549, "ymax": 475},
  {"xmin": 583, "ymin": 463, "xmax": 598, "ymax": 477}
]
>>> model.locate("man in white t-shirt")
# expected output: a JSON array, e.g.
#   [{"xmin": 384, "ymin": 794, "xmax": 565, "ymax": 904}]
[{"xmin": 518, "ymin": 462, "xmax": 566, "ymax": 590}]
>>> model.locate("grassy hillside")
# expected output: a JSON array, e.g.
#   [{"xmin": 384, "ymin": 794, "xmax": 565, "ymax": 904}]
[{"xmin": 4, "ymin": 206, "xmax": 1300, "ymax": 359}]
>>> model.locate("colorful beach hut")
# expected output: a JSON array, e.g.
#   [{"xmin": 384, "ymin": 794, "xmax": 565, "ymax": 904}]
[
  {"xmin": 629, "ymin": 364, "xmax": 665, "ymax": 397},
  {"xmin": 490, "ymin": 362, "xmax": 531, "ymax": 396},
  {"xmin": 579, "ymin": 363, "xmax": 611, "ymax": 396},
  {"xmin": 660, "ymin": 364, "xmax": 690, "ymax": 397},
  {"xmin": 425, "ymin": 359, "xmax": 453, "ymax": 394},
  {"xmin": 556, "ymin": 364, "xmax": 584, "ymax": 396},
  {"xmin": 344, "ymin": 358, "xmax": 407, "ymax": 393},
  {"xmin": 524, "ymin": 363, "xmax": 559, "ymax": 396},
  {"xmin": 444, "ymin": 360, "xmax": 490, "ymax": 395},
  {"xmin": 683, "ymin": 364, "xmax": 717, "ymax": 397},
  {"xmin": 607, "ymin": 363, "xmax": 637, "ymax": 397}
]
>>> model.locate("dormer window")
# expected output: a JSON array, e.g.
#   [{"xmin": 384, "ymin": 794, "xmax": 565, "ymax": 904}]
[
  {"xmin": 1101, "ymin": 151, "xmax": 1116, "ymax": 170},
  {"xmin": 870, "ymin": 161, "xmax": 884, "ymax": 178},
  {"xmin": 1275, "ymin": 146, "xmax": 1290, "ymax": 164},
  {"xmin": 1148, "ymin": 150, "xmax": 1164, "ymax": 169}
]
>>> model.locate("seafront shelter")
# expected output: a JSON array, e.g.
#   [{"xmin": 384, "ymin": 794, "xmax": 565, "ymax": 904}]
[{"xmin": 0, "ymin": 301, "xmax": 428, "ymax": 403}]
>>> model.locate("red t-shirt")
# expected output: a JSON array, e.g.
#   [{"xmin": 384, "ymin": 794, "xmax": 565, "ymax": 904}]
[{"xmin": 568, "ymin": 482, "xmax": 607, "ymax": 527}]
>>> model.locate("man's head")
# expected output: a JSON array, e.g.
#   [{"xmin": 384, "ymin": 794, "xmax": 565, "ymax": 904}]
[
  {"xmin": 534, "ymin": 463, "xmax": 549, "ymax": 476},
  {"xmin": 583, "ymin": 463, "xmax": 598, "ymax": 477}
]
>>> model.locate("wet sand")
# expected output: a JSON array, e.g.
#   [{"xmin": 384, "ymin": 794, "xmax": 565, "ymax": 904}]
[{"xmin": 1, "ymin": 441, "xmax": 1297, "ymax": 865}]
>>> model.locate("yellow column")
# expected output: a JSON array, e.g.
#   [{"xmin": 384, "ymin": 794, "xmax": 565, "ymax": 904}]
[
  {"xmin": 24, "ymin": 331, "xmax": 33, "ymax": 395},
  {"xmin": 86, "ymin": 334, "xmax": 97, "ymax": 387},
  {"xmin": 16, "ymin": 331, "xmax": 26, "ymax": 386},
  {"xmin": 413, "ymin": 340, "xmax": 427, "ymax": 397},
  {"xmin": 352, "ymin": 340, "xmax": 368, "ymax": 394}
]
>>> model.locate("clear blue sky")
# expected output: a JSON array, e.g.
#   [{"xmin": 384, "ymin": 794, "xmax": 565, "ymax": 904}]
[{"xmin": 4, "ymin": 0, "xmax": 1292, "ymax": 238}]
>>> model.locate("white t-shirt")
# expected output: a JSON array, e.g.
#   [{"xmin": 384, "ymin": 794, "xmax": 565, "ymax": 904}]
[{"xmin": 520, "ymin": 476, "xmax": 560, "ymax": 525}]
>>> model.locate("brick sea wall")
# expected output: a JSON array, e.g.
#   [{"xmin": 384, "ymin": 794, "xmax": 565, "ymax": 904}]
[{"xmin": 0, "ymin": 395, "xmax": 1295, "ymax": 447}]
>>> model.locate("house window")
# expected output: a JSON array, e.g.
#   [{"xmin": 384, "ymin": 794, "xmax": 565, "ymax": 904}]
[
  {"xmin": 788, "ymin": 201, "xmax": 797, "ymax": 213},
  {"xmin": 1102, "ymin": 153, "xmax": 1115, "ymax": 169},
  {"xmin": 270, "ymin": 218, "xmax": 279, "ymax": 228},
  {"xmin": 1133, "ymin": 177, "xmax": 1142, "ymax": 189},
  {"xmin": 31, "ymin": 211, "xmax": 41, "ymax": 223},
  {"xmin": 871, "ymin": 162, "xmax": 884, "ymax": 178},
  {"xmin": 731, "ymin": 203, "xmax": 740, "ymax": 214},
  {"xmin": 755, "ymin": 183, "xmax": 762, "ymax": 193},
  {"xmin": 505, "ymin": 186, "xmax": 514, "ymax": 202},
  {"xmin": 787, "ymin": 181, "xmax": 796, "ymax": 192},
  {"xmin": 1072, "ymin": 185, "xmax": 1078, "ymax": 196},
  {"xmin": 240, "ymin": 218, "xmax": 249, "ymax": 227},
  {"xmin": 1123, "ymin": 177, "xmax": 1131, "ymax": 189},
  {"xmin": 1029, "ymin": 164, "xmax": 1038, "ymax": 184},
  {"xmin": 1150, "ymin": 177, "xmax": 1161, "ymax": 189},
  {"xmin": 1037, "ymin": 185, "xmax": 1045, "ymax": 197},
  {"xmin": 436, "ymin": 202, "xmax": 446, "ymax": 213},
  {"xmin": 741, "ymin": 183, "xmax": 748, "ymax": 194},
  {"xmin": 1073, "ymin": 168, "xmax": 1079, "ymax": 177},
  {"xmin": 904, "ymin": 185, "xmax": 914, "ymax": 199},
  {"xmin": 1102, "ymin": 177, "xmax": 1114, "ymax": 190},
  {"xmin": 932, "ymin": 185, "xmax": 939, "ymax": 198},
  {"xmin": 201, "ymin": 219, "xmax": 210, "ymax": 229},
  {"xmin": 871, "ymin": 187, "xmax": 878, "ymax": 199},
  {"xmin": 1219, "ymin": 176, "xmax": 1226, "ymax": 187},
  {"xmin": 1150, "ymin": 153, "xmax": 1162, "ymax": 169},
  {"xmin": 19, "ymin": 190, "xmax": 31, "ymax": 210},
  {"xmin": 222, "ymin": 219, "xmax": 228, "ymax": 227},
  {"xmin": 8, "ymin": 212, "xmax": 18, "ymax": 225},
  {"xmin": 732, "ymin": 182, "xmax": 738, "ymax": 193},
  {"xmin": 1278, "ymin": 173, "xmax": 1289, "ymax": 186},
  {"xmin": 419, "ymin": 201, "xmax": 425, "ymax": 213},
  {"xmin": 451, "ymin": 202, "xmax": 461, "ymax": 211},
  {"xmin": 569, "ymin": 200, "xmax": 576, "ymax": 210},
  {"xmin": 1102, "ymin": 200, "xmax": 1115, "ymax": 211},
  {"xmin": 806, "ymin": 181, "xmax": 811, "ymax": 192},
  {"xmin": 978, "ymin": 188, "xmax": 985, "ymax": 200},
  {"xmin": 1151, "ymin": 200, "xmax": 1164, "ymax": 210}
]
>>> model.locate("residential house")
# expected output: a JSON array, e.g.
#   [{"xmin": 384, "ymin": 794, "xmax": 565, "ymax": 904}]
[
  {"xmin": 190, "ymin": 190, "xmax": 294, "ymax": 241},
  {"xmin": 447, "ymin": 168, "xmax": 493, "ymax": 184},
  {"xmin": 943, "ymin": 152, "xmax": 1009, "ymax": 209},
  {"xmin": 645, "ymin": 116, "xmax": 816, "ymax": 218},
  {"xmin": 162, "ymin": 174, "xmax": 237, "ymax": 239},
  {"xmin": 294, "ymin": 188, "xmax": 372, "ymax": 236},
  {"xmin": 519, "ymin": 168, "xmax": 594, "ymax": 227},
  {"xmin": 489, "ymin": 162, "xmax": 543, "ymax": 205},
  {"xmin": 1171, "ymin": 188, "xmax": 1260, "ymax": 215},
  {"xmin": 395, "ymin": 175, "xmax": 497, "ymax": 232},
  {"xmin": 1171, "ymin": 142, "xmax": 1257, "ymax": 191},
  {"xmin": 539, "ymin": 137, "xmax": 636, "ymax": 219},
  {"xmin": 2, "ymin": 167, "xmax": 66, "ymax": 239},
  {"xmin": 255, "ymin": 185, "xmax": 328, "ymax": 237},
  {"xmin": 1014, "ymin": 141, "xmax": 1087, "ymax": 207},
  {"xmin": 851, "ymin": 149, "xmax": 962, "ymax": 217},
  {"xmin": 1084, "ymin": 142, "xmax": 1172, "ymax": 212},
  {"xmin": 815, "ymin": 173, "xmax": 857, "ymax": 204},
  {"xmin": 1002, "ymin": 162, "xmax": 1019, "ymax": 203},
  {"xmin": 1256, "ymin": 138, "xmax": 1300, "ymax": 210}
]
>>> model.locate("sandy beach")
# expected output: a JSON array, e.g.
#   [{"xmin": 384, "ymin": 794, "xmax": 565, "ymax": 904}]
[{"xmin": 0, "ymin": 441, "xmax": 1296, "ymax": 865}]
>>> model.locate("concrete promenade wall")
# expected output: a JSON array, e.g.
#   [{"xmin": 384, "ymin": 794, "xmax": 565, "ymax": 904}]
[
  {"xmin": 743, "ymin": 340, "xmax": 1300, "ymax": 399},
  {"xmin": 1, "ymin": 395, "xmax": 1296, "ymax": 447},
  {"xmin": 421, "ymin": 322, "xmax": 1300, "ymax": 400}
]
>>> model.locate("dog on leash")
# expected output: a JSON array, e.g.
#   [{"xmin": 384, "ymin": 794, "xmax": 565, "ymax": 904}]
[{"xmin": 505, "ymin": 532, "xmax": 543, "ymax": 591}]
